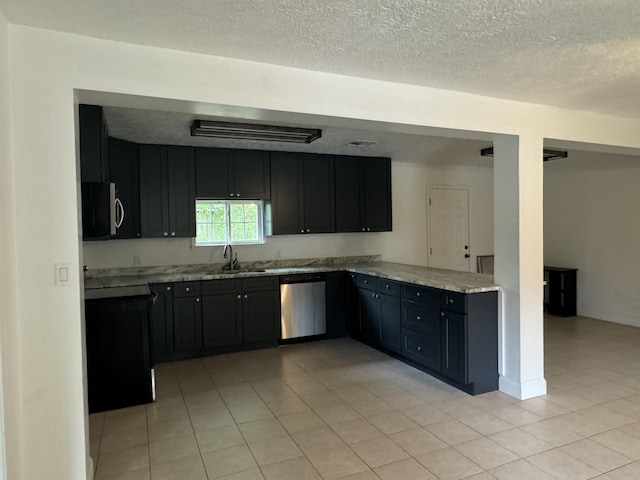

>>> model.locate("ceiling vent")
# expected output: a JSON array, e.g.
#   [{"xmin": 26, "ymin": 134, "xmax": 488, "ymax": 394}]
[
  {"xmin": 480, "ymin": 147, "xmax": 568, "ymax": 161},
  {"xmin": 191, "ymin": 120, "xmax": 322, "ymax": 144},
  {"xmin": 345, "ymin": 140, "xmax": 377, "ymax": 148}
]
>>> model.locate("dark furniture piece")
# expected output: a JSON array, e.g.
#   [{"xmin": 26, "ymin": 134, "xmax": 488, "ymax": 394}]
[
  {"xmin": 85, "ymin": 286, "xmax": 154, "ymax": 413},
  {"xmin": 334, "ymin": 156, "xmax": 392, "ymax": 232},
  {"xmin": 195, "ymin": 148, "xmax": 270, "ymax": 199},
  {"xmin": 270, "ymin": 152, "xmax": 335, "ymax": 235},
  {"xmin": 109, "ymin": 137, "xmax": 140, "ymax": 239},
  {"xmin": 79, "ymin": 104, "xmax": 110, "ymax": 183},
  {"xmin": 544, "ymin": 266, "xmax": 578, "ymax": 317},
  {"xmin": 351, "ymin": 273, "xmax": 498, "ymax": 395},
  {"xmin": 139, "ymin": 145, "xmax": 196, "ymax": 238}
]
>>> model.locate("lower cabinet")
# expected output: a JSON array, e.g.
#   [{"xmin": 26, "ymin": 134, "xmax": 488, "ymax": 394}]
[
  {"xmin": 150, "ymin": 277, "xmax": 279, "ymax": 363},
  {"xmin": 354, "ymin": 275, "xmax": 401, "ymax": 355}
]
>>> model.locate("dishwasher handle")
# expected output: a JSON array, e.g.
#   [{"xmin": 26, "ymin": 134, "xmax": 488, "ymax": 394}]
[{"xmin": 280, "ymin": 274, "xmax": 325, "ymax": 284}]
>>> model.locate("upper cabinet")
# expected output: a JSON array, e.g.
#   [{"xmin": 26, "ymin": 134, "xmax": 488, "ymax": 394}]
[
  {"xmin": 139, "ymin": 145, "xmax": 196, "ymax": 238},
  {"xmin": 195, "ymin": 148, "xmax": 270, "ymax": 199},
  {"xmin": 270, "ymin": 152, "xmax": 335, "ymax": 235},
  {"xmin": 335, "ymin": 156, "xmax": 392, "ymax": 233},
  {"xmin": 79, "ymin": 104, "xmax": 110, "ymax": 183},
  {"xmin": 109, "ymin": 137, "xmax": 140, "ymax": 239}
]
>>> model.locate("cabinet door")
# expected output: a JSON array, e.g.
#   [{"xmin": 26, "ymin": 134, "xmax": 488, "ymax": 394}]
[
  {"xmin": 149, "ymin": 283, "xmax": 174, "ymax": 363},
  {"xmin": 325, "ymin": 272, "xmax": 348, "ymax": 339},
  {"xmin": 109, "ymin": 137, "xmax": 140, "ymax": 239},
  {"xmin": 358, "ymin": 288, "xmax": 379, "ymax": 344},
  {"xmin": 270, "ymin": 152, "xmax": 302, "ymax": 234},
  {"xmin": 195, "ymin": 148, "xmax": 232, "ymax": 198},
  {"xmin": 379, "ymin": 293, "xmax": 401, "ymax": 354},
  {"xmin": 442, "ymin": 311, "xmax": 467, "ymax": 384},
  {"xmin": 243, "ymin": 290, "xmax": 280, "ymax": 343},
  {"xmin": 302, "ymin": 154, "xmax": 335, "ymax": 233},
  {"xmin": 173, "ymin": 296, "xmax": 202, "ymax": 353},
  {"xmin": 363, "ymin": 157, "xmax": 392, "ymax": 232},
  {"xmin": 80, "ymin": 104, "xmax": 109, "ymax": 183},
  {"xmin": 334, "ymin": 156, "xmax": 363, "ymax": 232},
  {"xmin": 202, "ymin": 293, "xmax": 243, "ymax": 348},
  {"xmin": 139, "ymin": 144, "xmax": 170, "ymax": 238},
  {"xmin": 233, "ymin": 150, "xmax": 270, "ymax": 199},
  {"xmin": 167, "ymin": 146, "xmax": 196, "ymax": 238}
]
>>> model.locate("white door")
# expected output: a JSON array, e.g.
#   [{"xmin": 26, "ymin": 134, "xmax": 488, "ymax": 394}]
[{"xmin": 428, "ymin": 187, "xmax": 470, "ymax": 271}]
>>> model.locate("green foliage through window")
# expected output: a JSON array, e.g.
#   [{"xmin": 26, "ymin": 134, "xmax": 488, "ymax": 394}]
[{"xmin": 196, "ymin": 200, "xmax": 264, "ymax": 246}]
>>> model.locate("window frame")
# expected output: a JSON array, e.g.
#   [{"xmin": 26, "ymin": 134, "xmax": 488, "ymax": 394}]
[{"xmin": 195, "ymin": 199, "xmax": 265, "ymax": 246}]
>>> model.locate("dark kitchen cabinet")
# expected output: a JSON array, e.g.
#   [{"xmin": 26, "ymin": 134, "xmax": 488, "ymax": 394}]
[
  {"xmin": 196, "ymin": 148, "xmax": 270, "ymax": 199},
  {"xmin": 335, "ymin": 156, "xmax": 392, "ymax": 232},
  {"xmin": 139, "ymin": 145, "xmax": 196, "ymax": 238},
  {"xmin": 242, "ymin": 277, "xmax": 280, "ymax": 344},
  {"xmin": 325, "ymin": 271, "xmax": 348, "ymax": 339},
  {"xmin": 109, "ymin": 137, "xmax": 140, "ymax": 239},
  {"xmin": 202, "ymin": 279, "xmax": 243, "ymax": 348},
  {"xmin": 270, "ymin": 152, "xmax": 335, "ymax": 234},
  {"xmin": 149, "ymin": 283, "xmax": 174, "ymax": 364},
  {"xmin": 173, "ymin": 282, "xmax": 202, "ymax": 353},
  {"xmin": 80, "ymin": 104, "xmax": 109, "ymax": 183},
  {"xmin": 355, "ymin": 274, "xmax": 401, "ymax": 354},
  {"xmin": 441, "ymin": 310, "xmax": 466, "ymax": 384}
]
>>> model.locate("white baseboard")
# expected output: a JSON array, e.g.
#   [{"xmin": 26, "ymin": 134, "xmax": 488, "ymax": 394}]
[{"xmin": 499, "ymin": 375, "xmax": 547, "ymax": 400}]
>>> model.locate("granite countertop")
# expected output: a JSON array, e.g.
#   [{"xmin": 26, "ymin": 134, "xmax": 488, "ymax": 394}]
[{"xmin": 84, "ymin": 256, "xmax": 498, "ymax": 294}]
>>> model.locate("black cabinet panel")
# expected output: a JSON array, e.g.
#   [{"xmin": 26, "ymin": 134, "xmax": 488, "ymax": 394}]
[
  {"xmin": 149, "ymin": 283, "xmax": 174, "ymax": 363},
  {"xmin": 195, "ymin": 148, "xmax": 232, "ymax": 198},
  {"xmin": 243, "ymin": 289, "xmax": 280, "ymax": 343},
  {"xmin": 139, "ymin": 145, "xmax": 169, "ymax": 238},
  {"xmin": 167, "ymin": 146, "xmax": 196, "ymax": 238},
  {"xmin": 302, "ymin": 154, "xmax": 335, "ymax": 233},
  {"xmin": 402, "ymin": 328, "xmax": 441, "ymax": 371},
  {"xmin": 379, "ymin": 293, "xmax": 401, "ymax": 354},
  {"xmin": 359, "ymin": 288, "xmax": 379, "ymax": 343},
  {"xmin": 325, "ymin": 271, "xmax": 348, "ymax": 339},
  {"xmin": 173, "ymin": 296, "xmax": 202, "ymax": 353},
  {"xmin": 233, "ymin": 150, "xmax": 270, "ymax": 199},
  {"xmin": 334, "ymin": 158, "xmax": 362, "ymax": 232},
  {"xmin": 363, "ymin": 157, "xmax": 392, "ymax": 232},
  {"xmin": 80, "ymin": 104, "xmax": 109, "ymax": 183},
  {"xmin": 402, "ymin": 301, "xmax": 440, "ymax": 337},
  {"xmin": 441, "ymin": 311, "xmax": 466, "ymax": 384},
  {"xmin": 109, "ymin": 137, "xmax": 140, "ymax": 239},
  {"xmin": 270, "ymin": 152, "xmax": 302, "ymax": 235},
  {"xmin": 202, "ymin": 293, "xmax": 243, "ymax": 348}
]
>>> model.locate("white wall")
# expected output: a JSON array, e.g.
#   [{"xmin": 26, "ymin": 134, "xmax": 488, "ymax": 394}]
[
  {"xmin": 0, "ymin": 7, "xmax": 11, "ymax": 480},
  {"xmin": 5, "ymin": 23, "xmax": 640, "ymax": 480},
  {"xmin": 544, "ymin": 151, "xmax": 640, "ymax": 326}
]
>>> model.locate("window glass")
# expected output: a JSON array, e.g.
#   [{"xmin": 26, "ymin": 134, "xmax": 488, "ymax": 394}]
[{"xmin": 195, "ymin": 200, "xmax": 264, "ymax": 246}]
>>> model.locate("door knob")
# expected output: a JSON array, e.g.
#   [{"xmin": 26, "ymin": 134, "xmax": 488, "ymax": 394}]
[{"xmin": 465, "ymin": 253, "xmax": 470, "ymax": 258}]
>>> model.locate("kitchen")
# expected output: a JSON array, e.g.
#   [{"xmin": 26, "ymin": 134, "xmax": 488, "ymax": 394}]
[{"xmin": 4, "ymin": 11, "xmax": 640, "ymax": 479}]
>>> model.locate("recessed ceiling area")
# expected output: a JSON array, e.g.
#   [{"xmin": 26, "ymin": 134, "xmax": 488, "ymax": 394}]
[{"xmin": 6, "ymin": 0, "xmax": 640, "ymax": 119}]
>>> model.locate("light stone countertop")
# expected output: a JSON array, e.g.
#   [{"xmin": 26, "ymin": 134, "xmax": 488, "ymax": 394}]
[{"xmin": 84, "ymin": 256, "xmax": 498, "ymax": 294}]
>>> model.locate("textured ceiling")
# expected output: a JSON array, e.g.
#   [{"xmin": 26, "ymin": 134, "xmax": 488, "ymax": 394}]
[{"xmin": 5, "ymin": 0, "xmax": 640, "ymax": 119}]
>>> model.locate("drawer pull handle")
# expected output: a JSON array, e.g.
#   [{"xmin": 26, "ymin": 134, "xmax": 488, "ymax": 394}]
[
  {"xmin": 416, "ymin": 292, "xmax": 421, "ymax": 297},
  {"xmin": 448, "ymin": 298, "xmax": 454, "ymax": 304},
  {"xmin": 385, "ymin": 284, "xmax": 390, "ymax": 289},
  {"xmin": 441, "ymin": 312, "xmax": 445, "ymax": 317},
  {"xmin": 195, "ymin": 298, "xmax": 200, "ymax": 303},
  {"xmin": 416, "ymin": 316, "xmax": 422, "ymax": 321},
  {"xmin": 185, "ymin": 287, "xmax": 190, "ymax": 292},
  {"xmin": 416, "ymin": 345, "xmax": 422, "ymax": 352}
]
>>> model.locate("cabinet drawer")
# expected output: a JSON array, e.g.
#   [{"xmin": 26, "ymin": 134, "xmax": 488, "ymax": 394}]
[
  {"xmin": 173, "ymin": 281, "xmax": 201, "ymax": 297},
  {"xmin": 402, "ymin": 301, "xmax": 440, "ymax": 337},
  {"xmin": 377, "ymin": 278, "xmax": 400, "ymax": 297},
  {"xmin": 202, "ymin": 279, "xmax": 241, "ymax": 295},
  {"xmin": 402, "ymin": 284, "xmax": 439, "ymax": 306},
  {"xmin": 442, "ymin": 291, "xmax": 466, "ymax": 314},
  {"xmin": 243, "ymin": 276, "xmax": 279, "ymax": 292},
  {"xmin": 357, "ymin": 275, "xmax": 376, "ymax": 290},
  {"xmin": 402, "ymin": 329, "xmax": 441, "ymax": 372}
]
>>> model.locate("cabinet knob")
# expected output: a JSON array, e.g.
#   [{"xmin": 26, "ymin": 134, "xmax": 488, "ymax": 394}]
[
  {"xmin": 448, "ymin": 298, "xmax": 454, "ymax": 304},
  {"xmin": 416, "ymin": 292, "xmax": 421, "ymax": 297},
  {"xmin": 441, "ymin": 312, "xmax": 445, "ymax": 317},
  {"xmin": 385, "ymin": 284, "xmax": 390, "ymax": 290},
  {"xmin": 416, "ymin": 316, "xmax": 422, "ymax": 321},
  {"xmin": 306, "ymin": 229, "xmax": 310, "ymax": 233},
  {"xmin": 300, "ymin": 229, "xmax": 305, "ymax": 233},
  {"xmin": 229, "ymin": 193, "xmax": 234, "ymax": 197},
  {"xmin": 364, "ymin": 280, "xmax": 368, "ymax": 285},
  {"xmin": 361, "ymin": 228, "xmax": 366, "ymax": 232},
  {"xmin": 367, "ymin": 227, "xmax": 371, "ymax": 232},
  {"xmin": 163, "ymin": 232, "xmax": 168, "ymax": 237},
  {"xmin": 171, "ymin": 232, "xmax": 176, "ymax": 237},
  {"xmin": 371, "ymin": 293, "xmax": 376, "ymax": 298},
  {"xmin": 237, "ymin": 294, "xmax": 241, "ymax": 299},
  {"xmin": 166, "ymin": 286, "xmax": 171, "ymax": 291},
  {"xmin": 416, "ymin": 345, "xmax": 422, "ymax": 352},
  {"xmin": 244, "ymin": 294, "xmax": 248, "ymax": 299},
  {"xmin": 236, "ymin": 193, "xmax": 240, "ymax": 197},
  {"xmin": 195, "ymin": 298, "xmax": 200, "ymax": 303},
  {"xmin": 185, "ymin": 287, "xmax": 190, "ymax": 292}
]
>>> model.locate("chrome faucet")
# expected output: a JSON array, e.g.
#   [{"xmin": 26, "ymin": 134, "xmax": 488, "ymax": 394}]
[{"xmin": 223, "ymin": 244, "xmax": 240, "ymax": 271}]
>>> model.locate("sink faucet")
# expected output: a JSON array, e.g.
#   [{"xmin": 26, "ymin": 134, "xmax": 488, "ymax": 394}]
[{"xmin": 223, "ymin": 244, "xmax": 240, "ymax": 271}]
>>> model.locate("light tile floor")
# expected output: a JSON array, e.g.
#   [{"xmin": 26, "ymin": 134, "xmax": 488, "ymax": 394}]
[{"xmin": 90, "ymin": 314, "xmax": 640, "ymax": 479}]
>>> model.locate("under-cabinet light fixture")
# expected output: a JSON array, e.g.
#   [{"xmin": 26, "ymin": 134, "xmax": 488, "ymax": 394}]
[
  {"xmin": 480, "ymin": 147, "xmax": 568, "ymax": 161},
  {"xmin": 191, "ymin": 120, "xmax": 322, "ymax": 143}
]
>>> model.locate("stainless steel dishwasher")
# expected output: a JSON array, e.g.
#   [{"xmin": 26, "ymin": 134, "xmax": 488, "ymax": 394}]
[{"xmin": 280, "ymin": 274, "xmax": 326, "ymax": 341}]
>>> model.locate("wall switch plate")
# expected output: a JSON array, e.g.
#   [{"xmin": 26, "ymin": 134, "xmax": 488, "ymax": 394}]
[{"xmin": 55, "ymin": 263, "xmax": 71, "ymax": 286}]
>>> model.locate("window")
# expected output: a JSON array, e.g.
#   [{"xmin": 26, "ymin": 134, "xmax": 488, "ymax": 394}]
[{"xmin": 195, "ymin": 200, "xmax": 264, "ymax": 246}]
